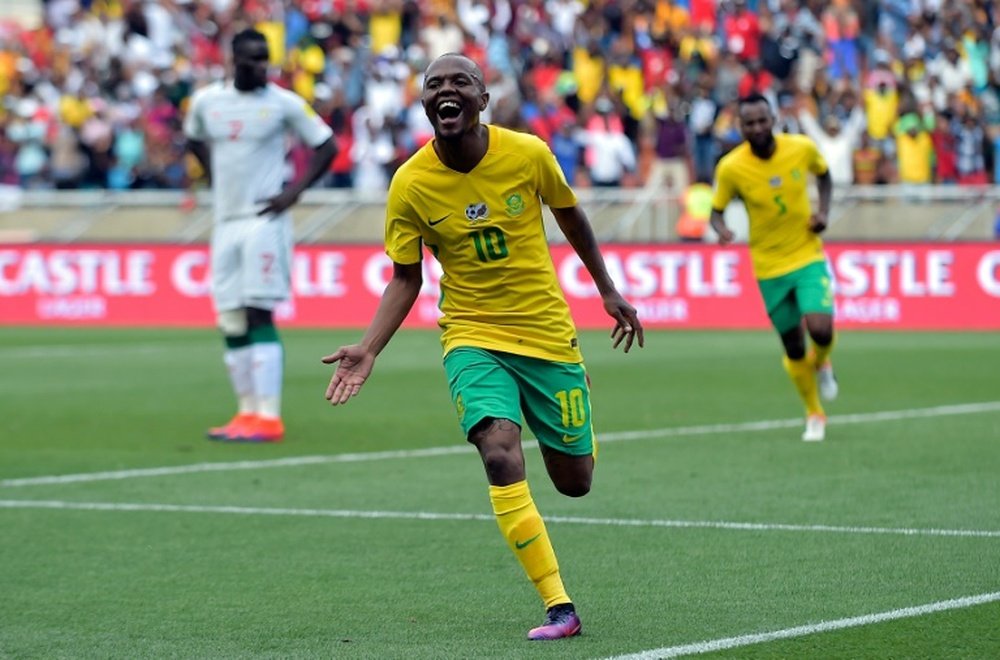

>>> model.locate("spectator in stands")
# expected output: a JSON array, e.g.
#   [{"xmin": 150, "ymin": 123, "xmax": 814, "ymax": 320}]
[
  {"xmin": 689, "ymin": 78, "xmax": 720, "ymax": 183},
  {"xmin": 722, "ymin": 0, "xmax": 761, "ymax": 62},
  {"xmin": 799, "ymin": 97, "xmax": 867, "ymax": 186},
  {"xmin": 758, "ymin": 16, "xmax": 798, "ymax": 83},
  {"xmin": 737, "ymin": 58, "xmax": 774, "ymax": 99},
  {"xmin": 955, "ymin": 110, "xmax": 989, "ymax": 185},
  {"xmin": 579, "ymin": 94, "xmax": 636, "ymax": 188},
  {"xmin": 648, "ymin": 101, "xmax": 690, "ymax": 194},
  {"xmin": 7, "ymin": 0, "xmax": 1000, "ymax": 194},
  {"xmin": 895, "ymin": 113, "xmax": 934, "ymax": 186},
  {"xmin": 864, "ymin": 53, "xmax": 900, "ymax": 156},
  {"xmin": 823, "ymin": 0, "xmax": 861, "ymax": 83},
  {"xmin": 930, "ymin": 40, "xmax": 973, "ymax": 96},
  {"xmin": 550, "ymin": 117, "xmax": 582, "ymax": 186},
  {"xmin": 852, "ymin": 131, "xmax": 885, "ymax": 185},
  {"xmin": 0, "ymin": 129, "xmax": 21, "ymax": 186},
  {"xmin": 930, "ymin": 111, "xmax": 958, "ymax": 184}
]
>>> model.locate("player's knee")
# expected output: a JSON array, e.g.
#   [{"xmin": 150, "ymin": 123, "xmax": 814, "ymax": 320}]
[
  {"xmin": 554, "ymin": 475, "xmax": 591, "ymax": 498},
  {"xmin": 246, "ymin": 306, "xmax": 274, "ymax": 330},
  {"xmin": 810, "ymin": 327, "xmax": 834, "ymax": 347},
  {"xmin": 480, "ymin": 445, "xmax": 520, "ymax": 478},
  {"xmin": 217, "ymin": 309, "xmax": 248, "ymax": 336}
]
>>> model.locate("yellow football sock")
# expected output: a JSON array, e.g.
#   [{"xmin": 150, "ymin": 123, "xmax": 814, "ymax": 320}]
[
  {"xmin": 812, "ymin": 333, "xmax": 836, "ymax": 368},
  {"xmin": 490, "ymin": 481, "xmax": 570, "ymax": 609},
  {"xmin": 783, "ymin": 355, "xmax": 824, "ymax": 417}
]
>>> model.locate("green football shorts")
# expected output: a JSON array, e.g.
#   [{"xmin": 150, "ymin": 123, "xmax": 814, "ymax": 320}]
[
  {"xmin": 757, "ymin": 260, "xmax": 835, "ymax": 334},
  {"xmin": 442, "ymin": 346, "xmax": 595, "ymax": 457}
]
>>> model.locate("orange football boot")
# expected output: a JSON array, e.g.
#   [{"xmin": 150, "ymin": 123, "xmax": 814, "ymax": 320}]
[
  {"xmin": 242, "ymin": 416, "xmax": 284, "ymax": 443},
  {"xmin": 206, "ymin": 413, "xmax": 257, "ymax": 441}
]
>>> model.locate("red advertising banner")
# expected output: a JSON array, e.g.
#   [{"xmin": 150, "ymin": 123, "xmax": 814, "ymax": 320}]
[{"xmin": 1, "ymin": 243, "xmax": 998, "ymax": 329}]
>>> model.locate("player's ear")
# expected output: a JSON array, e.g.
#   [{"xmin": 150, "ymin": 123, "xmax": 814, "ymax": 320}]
[{"xmin": 480, "ymin": 92, "xmax": 490, "ymax": 112}]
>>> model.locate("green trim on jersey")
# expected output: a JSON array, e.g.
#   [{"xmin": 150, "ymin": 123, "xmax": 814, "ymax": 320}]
[{"xmin": 384, "ymin": 125, "xmax": 582, "ymax": 363}]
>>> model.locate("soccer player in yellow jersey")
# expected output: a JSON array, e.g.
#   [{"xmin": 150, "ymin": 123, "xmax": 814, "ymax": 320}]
[
  {"xmin": 321, "ymin": 54, "xmax": 644, "ymax": 640},
  {"xmin": 710, "ymin": 93, "xmax": 839, "ymax": 442}
]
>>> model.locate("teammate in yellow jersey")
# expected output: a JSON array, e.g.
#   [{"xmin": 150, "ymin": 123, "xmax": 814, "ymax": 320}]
[
  {"xmin": 710, "ymin": 93, "xmax": 839, "ymax": 442},
  {"xmin": 321, "ymin": 53, "xmax": 643, "ymax": 640}
]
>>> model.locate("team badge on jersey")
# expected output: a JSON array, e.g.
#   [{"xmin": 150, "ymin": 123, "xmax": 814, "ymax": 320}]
[
  {"xmin": 504, "ymin": 193, "xmax": 525, "ymax": 216},
  {"xmin": 465, "ymin": 202, "xmax": 489, "ymax": 223},
  {"xmin": 769, "ymin": 176, "xmax": 782, "ymax": 187}
]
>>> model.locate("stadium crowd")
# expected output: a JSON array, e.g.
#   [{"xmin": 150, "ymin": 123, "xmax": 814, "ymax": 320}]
[{"xmin": 2, "ymin": 0, "xmax": 1000, "ymax": 194}]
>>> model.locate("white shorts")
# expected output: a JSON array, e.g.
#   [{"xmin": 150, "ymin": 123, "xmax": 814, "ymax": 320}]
[{"xmin": 210, "ymin": 216, "xmax": 293, "ymax": 312}]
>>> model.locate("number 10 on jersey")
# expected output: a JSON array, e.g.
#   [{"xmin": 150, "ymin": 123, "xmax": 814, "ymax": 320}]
[{"xmin": 470, "ymin": 228, "xmax": 508, "ymax": 262}]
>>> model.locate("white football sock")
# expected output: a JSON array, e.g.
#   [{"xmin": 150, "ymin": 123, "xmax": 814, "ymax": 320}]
[
  {"xmin": 252, "ymin": 342, "xmax": 283, "ymax": 419},
  {"xmin": 223, "ymin": 346, "xmax": 255, "ymax": 414}
]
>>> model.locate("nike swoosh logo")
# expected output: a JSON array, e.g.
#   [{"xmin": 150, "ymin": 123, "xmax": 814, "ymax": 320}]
[
  {"xmin": 515, "ymin": 534, "xmax": 541, "ymax": 550},
  {"xmin": 561, "ymin": 433, "xmax": 584, "ymax": 444},
  {"xmin": 428, "ymin": 214, "xmax": 450, "ymax": 226}
]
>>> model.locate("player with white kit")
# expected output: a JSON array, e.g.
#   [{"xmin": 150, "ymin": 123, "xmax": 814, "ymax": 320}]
[{"xmin": 184, "ymin": 28, "xmax": 336, "ymax": 442}]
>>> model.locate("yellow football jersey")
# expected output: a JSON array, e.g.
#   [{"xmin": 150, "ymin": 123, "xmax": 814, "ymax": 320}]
[
  {"xmin": 711, "ymin": 133, "xmax": 829, "ymax": 279},
  {"xmin": 385, "ymin": 124, "xmax": 582, "ymax": 363}
]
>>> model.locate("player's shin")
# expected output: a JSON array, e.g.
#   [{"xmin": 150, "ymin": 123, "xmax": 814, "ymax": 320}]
[
  {"xmin": 782, "ymin": 355, "xmax": 823, "ymax": 417},
  {"xmin": 250, "ymin": 325, "xmax": 285, "ymax": 419},
  {"xmin": 812, "ymin": 332, "xmax": 836, "ymax": 368},
  {"xmin": 490, "ymin": 481, "xmax": 570, "ymax": 608},
  {"xmin": 223, "ymin": 339, "xmax": 255, "ymax": 414}
]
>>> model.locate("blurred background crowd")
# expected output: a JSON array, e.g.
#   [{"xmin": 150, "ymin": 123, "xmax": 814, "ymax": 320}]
[{"xmin": 3, "ymin": 0, "xmax": 1000, "ymax": 197}]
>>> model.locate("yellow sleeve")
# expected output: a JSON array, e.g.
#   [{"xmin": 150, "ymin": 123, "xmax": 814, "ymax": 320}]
[
  {"xmin": 806, "ymin": 138, "xmax": 829, "ymax": 175},
  {"xmin": 711, "ymin": 160, "xmax": 736, "ymax": 212},
  {"xmin": 384, "ymin": 174, "xmax": 423, "ymax": 265},
  {"xmin": 533, "ymin": 137, "xmax": 578, "ymax": 209}
]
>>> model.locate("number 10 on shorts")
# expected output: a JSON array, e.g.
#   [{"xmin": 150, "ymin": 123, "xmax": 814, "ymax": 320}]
[{"xmin": 555, "ymin": 388, "xmax": 586, "ymax": 428}]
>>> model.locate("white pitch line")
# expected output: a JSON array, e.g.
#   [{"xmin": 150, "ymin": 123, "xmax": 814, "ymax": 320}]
[
  {"xmin": 3, "ymin": 401, "xmax": 999, "ymax": 489},
  {"xmin": 603, "ymin": 591, "xmax": 1000, "ymax": 659},
  {"xmin": 1, "ymin": 500, "xmax": 998, "ymax": 539},
  {"xmin": 0, "ymin": 344, "xmax": 172, "ymax": 359}
]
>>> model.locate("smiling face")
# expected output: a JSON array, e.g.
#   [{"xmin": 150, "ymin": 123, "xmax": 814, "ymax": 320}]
[{"xmin": 421, "ymin": 54, "xmax": 489, "ymax": 140}]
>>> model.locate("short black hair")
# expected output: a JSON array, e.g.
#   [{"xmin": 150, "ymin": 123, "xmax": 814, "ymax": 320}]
[
  {"xmin": 232, "ymin": 28, "xmax": 267, "ymax": 53},
  {"xmin": 429, "ymin": 52, "xmax": 485, "ymax": 91},
  {"xmin": 737, "ymin": 93, "xmax": 770, "ymax": 110}
]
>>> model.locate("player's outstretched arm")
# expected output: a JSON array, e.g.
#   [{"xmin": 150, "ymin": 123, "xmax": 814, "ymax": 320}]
[
  {"xmin": 551, "ymin": 205, "xmax": 644, "ymax": 352},
  {"xmin": 322, "ymin": 261, "xmax": 422, "ymax": 404}
]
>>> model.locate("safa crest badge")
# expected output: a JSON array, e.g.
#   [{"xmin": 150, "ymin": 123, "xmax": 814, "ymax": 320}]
[{"xmin": 504, "ymin": 193, "xmax": 525, "ymax": 216}]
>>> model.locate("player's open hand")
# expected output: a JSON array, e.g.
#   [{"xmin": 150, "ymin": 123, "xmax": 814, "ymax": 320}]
[
  {"xmin": 809, "ymin": 212, "xmax": 828, "ymax": 234},
  {"xmin": 321, "ymin": 345, "xmax": 375, "ymax": 405},
  {"xmin": 603, "ymin": 292, "xmax": 644, "ymax": 353},
  {"xmin": 259, "ymin": 189, "xmax": 300, "ymax": 217}
]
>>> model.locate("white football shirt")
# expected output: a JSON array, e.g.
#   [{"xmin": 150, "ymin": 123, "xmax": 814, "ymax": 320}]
[{"xmin": 183, "ymin": 82, "xmax": 333, "ymax": 222}]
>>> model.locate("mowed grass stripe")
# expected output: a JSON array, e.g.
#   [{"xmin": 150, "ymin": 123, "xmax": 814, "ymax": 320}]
[
  {"xmin": 3, "ymin": 400, "xmax": 999, "ymax": 488},
  {"xmin": 2, "ymin": 500, "xmax": 999, "ymax": 539},
  {"xmin": 604, "ymin": 591, "xmax": 1000, "ymax": 659}
]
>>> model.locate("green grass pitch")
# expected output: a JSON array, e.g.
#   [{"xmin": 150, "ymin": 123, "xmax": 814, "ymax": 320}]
[{"xmin": 1, "ymin": 328, "xmax": 999, "ymax": 659}]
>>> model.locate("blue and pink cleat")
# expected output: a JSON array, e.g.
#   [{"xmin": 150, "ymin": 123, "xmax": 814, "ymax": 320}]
[{"xmin": 528, "ymin": 603, "xmax": 582, "ymax": 640}]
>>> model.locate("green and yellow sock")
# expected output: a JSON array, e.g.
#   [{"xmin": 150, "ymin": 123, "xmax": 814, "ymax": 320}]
[
  {"xmin": 782, "ymin": 355, "xmax": 824, "ymax": 417},
  {"xmin": 490, "ymin": 480, "xmax": 570, "ymax": 609}
]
